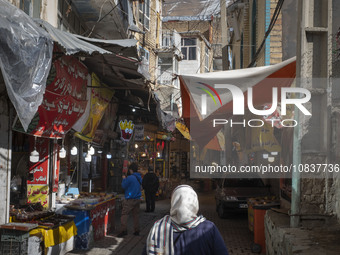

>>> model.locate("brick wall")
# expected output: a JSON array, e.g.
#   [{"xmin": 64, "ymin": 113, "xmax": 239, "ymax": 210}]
[
  {"xmin": 269, "ymin": 0, "xmax": 282, "ymax": 64},
  {"xmin": 243, "ymin": 2, "xmax": 250, "ymax": 67},
  {"xmin": 133, "ymin": 0, "xmax": 161, "ymax": 82},
  {"xmin": 256, "ymin": 0, "xmax": 266, "ymax": 66}
]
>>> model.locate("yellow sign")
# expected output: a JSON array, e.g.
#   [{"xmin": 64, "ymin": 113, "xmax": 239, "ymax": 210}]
[
  {"xmin": 27, "ymin": 185, "xmax": 49, "ymax": 208},
  {"xmin": 250, "ymin": 122, "xmax": 281, "ymax": 152},
  {"xmin": 76, "ymin": 73, "xmax": 114, "ymax": 142},
  {"xmin": 175, "ymin": 122, "xmax": 191, "ymax": 140}
]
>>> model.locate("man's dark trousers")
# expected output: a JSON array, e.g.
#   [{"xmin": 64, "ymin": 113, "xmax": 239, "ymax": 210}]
[{"xmin": 145, "ymin": 190, "xmax": 156, "ymax": 212}]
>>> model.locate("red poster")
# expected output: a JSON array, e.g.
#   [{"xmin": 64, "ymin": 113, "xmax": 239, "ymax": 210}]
[
  {"xmin": 13, "ymin": 56, "xmax": 88, "ymax": 138},
  {"xmin": 28, "ymin": 137, "xmax": 49, "ymax": 185}
]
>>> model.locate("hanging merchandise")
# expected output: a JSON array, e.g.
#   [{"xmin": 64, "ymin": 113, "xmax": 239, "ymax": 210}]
[
  {"xmin": 13, "ymin": 56, "xmax": 88, "ymax": 138},
  {"xmin": 262, "ymin": 104, "xmax": 284, "ymax": 129},
  {"xmin": 119, "ymin": 120, "xmax": 134, "ymax": 142},
  {"xmin": 52, "ymin": 140, "xmax": 61, "ymax": 193},
  {"xmin": 75, "ymin": 73, "xmax": 114, "ymax": 142}
]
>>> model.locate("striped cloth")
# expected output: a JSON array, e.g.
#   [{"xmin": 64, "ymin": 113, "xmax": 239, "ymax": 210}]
[
  {"xmin": 146, "ymin": 185, "xmax": 206, "ymax": 255},
  {"xmin": 146, "ymin": 215, "xmax": 206, "ymax": 255}
]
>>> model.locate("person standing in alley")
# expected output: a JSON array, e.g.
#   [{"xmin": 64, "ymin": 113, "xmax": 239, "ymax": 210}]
[
  {"xmin": 142, "ymin": 166, "xmax": 159, "ymax": 212},
  {"xmin": 142, "ymin": 185, "xmax": 229, "ymax": 255},
  {"xmin": 117, "ymin": 162, "xmax": 142, "ymax": 237}
]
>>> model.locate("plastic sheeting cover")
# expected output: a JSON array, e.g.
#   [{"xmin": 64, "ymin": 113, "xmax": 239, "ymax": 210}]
[{"xmin": 0, "ymin": 0, "xmax": 53, "ymax": 131}]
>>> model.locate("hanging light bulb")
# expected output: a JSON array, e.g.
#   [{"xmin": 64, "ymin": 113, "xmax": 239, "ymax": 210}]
[
  {"xmin": 30, "ymin": 149, "xmax": 39, "ymax": 163},
  {"xmin": 268, "ymin": 157, "xmax": 275, "ymax": 163},
  {"xmin": 97, "ymin": 149, "xmax": 103, "ymax": 154},
  {"xmin": 85, "ymin": 153, "xmax": 92, "ymax": 162},
  {"xmin": 30, "ymin": 136, "xmax": 39, "ymax": 163},
  {"xmin": 59, "ymin": 139, "xmax": 66, "ymax": 158},
  {"xmin": 59, "ymin": 147, "xmax": 66, "ymax": 158},
  {"xmin": 106, "ymin": 152, "xmax": 112, "ymax": 159},
  {"xmin": 271, "ymin": 151, "xmax": 278, "ymax": 156},
  {"xmin": 71, "ymin": 146, "xmax": 78, "ymax": 155},
  {"xmin": 89, "ymin": 145, "xmax": 95, "ymax": 155},
  {"xmin": 263, "ymin": 153, "xmax": 269, "ymax": 159},
  {"xmin": 135, "ymin": 144, "xmax": 138, "ymax": 149}
]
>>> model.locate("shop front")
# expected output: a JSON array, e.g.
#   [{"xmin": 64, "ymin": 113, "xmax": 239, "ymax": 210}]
[{"xmin": 1, "ymin": 4, "xmax": 163, "ymax": 254}]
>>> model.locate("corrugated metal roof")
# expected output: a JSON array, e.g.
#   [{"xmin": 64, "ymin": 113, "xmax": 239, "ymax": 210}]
[
  {"xmin": 74, "ymin": 34, "xmax": 138, "ymax": 48},
  {"xmin": 34, "ymin": 19, "xmax": 112, "ymax": 55},
  {"xmin": 163, "ymin": 0, "xmax": 220, "ymax": 19}
]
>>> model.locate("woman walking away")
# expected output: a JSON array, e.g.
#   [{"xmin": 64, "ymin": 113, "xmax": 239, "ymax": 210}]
[{"xmin": 142, "ymin": 185, "xmax": 229, "ymax": 255}]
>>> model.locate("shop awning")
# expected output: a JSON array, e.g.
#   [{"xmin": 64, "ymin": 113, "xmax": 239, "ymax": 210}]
[
  {"xmin": 179, "ymin": 57, "xmax": 296, "ymax": 147},
  {"xmin": 35, "ymin": 19, "xmax": 112, "ymax": 56}
]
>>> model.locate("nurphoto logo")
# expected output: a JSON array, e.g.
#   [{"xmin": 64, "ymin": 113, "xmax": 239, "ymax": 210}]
[{"xmin": 198, "ymin": 83, "xmax": 311, "ymax": 128}]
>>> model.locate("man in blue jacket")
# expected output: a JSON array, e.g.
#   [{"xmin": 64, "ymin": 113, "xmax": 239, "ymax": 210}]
[{"xmin": 117, "ymin": 162, "xmax": 142, "ymax": 237}]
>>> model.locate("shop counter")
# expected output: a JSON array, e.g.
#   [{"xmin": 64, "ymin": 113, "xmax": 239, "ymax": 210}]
[
  {"xmin": 61, "ymin": 197, "xmax": 115, "ymax": 250},
  {"xmin": 0, "ymin": 221, "xmax": 76, "ymax": 255},
  {"xmin": 29, "ymin": 221, "xmax": 76, "ymax": 255}
]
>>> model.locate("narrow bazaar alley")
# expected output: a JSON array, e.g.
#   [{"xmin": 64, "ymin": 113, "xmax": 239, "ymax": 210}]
[{"xmin": 67, "ymin": 191, "xmax": 254, "ymax": 255}]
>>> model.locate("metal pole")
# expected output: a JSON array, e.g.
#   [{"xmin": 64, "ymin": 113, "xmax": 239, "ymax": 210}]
[
  {"xmin": 290, "ymin": 0, "xmax": 303, "ymax": 227},
  {"xmin": 290, "ymin": 107, "xmax": 301, "ymax": 227}
]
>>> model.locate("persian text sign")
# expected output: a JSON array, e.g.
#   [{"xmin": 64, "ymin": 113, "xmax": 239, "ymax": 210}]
[
  {"xmin": 27, "ymin": 185, "xmax": 49, "ymax": 208},
  {"xmin": 134, "ymin": 125, "xmax": 144, "ymax": 141},
  {"xmin": 13, "ymin": 56, "xmax": 88, "ymax": 138}
]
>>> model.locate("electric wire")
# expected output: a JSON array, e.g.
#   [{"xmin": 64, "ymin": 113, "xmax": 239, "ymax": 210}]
[{"xmin": 247, "ymin": 0, "xmax": 284, "ymax": 67}]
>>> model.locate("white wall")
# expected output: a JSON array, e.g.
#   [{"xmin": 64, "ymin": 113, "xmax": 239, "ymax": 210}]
[
  {"xmin": 179, "ymin": 60, "xmax": 200, "ymax": 75},
  {"xmin": 0, "ymin": 94, "xmax": 11, "ymax": 224},
  {"xmin": 41, "ymin": 0, "xmax": 58, "ymax": 27}
]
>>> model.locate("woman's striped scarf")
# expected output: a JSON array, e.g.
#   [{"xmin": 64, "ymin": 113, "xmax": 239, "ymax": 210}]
[
  {"xmin": 146, "ymin": 214, "xmax": 206, "ymax": 255},
  {"xmin": 146, "ymin": 185, "xmax": 205, "ymax": 255}
]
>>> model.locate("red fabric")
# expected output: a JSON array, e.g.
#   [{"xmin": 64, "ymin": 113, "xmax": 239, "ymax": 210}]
[{"xmin": 205, "ymin": 136, "xmax": 222, "ymax": 151}]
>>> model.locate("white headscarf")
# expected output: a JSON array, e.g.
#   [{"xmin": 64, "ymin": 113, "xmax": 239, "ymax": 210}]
[
  {"xmin": 146, "ymin": 185, "xmax": 206, "ymax": 255},
  {"xmin": 170, "ymin": 185, "xmax": 199, "ymax": 224}
]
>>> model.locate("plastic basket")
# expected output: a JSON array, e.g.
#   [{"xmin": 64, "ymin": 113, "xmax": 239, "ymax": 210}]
[
  {"xmin": 1, "ymin": 229, "xmax": 29, "ymax": 242},
  {"xmin": 0, "ymin": 239, "xmax": 28, "ymax": 255}
]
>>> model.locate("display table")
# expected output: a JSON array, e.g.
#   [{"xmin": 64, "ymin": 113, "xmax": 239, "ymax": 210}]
[
  {"xmin": 61, "ymin": 197, "xmax": 115, "ymax": 250},
  {"xmin": 29, "ymin": 221, "xmax": 77, "ymax": 255}
]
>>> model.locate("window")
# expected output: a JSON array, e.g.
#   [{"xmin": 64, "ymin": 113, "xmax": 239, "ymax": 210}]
[
  {"xmin": 139, "ymin": 0, "xmax": 150, "ymax": 30},
  {"xmin": 158, "ymin": 56, "xmax": 173, "ymax": 85},
  {"xmin": 162, "ymin": 31, "xmax": 173, "ymax": 48},
  {"xmin": 205, "ymin": 46, "xmax": 209, "ymax": 72},
  {"xmin": 181, "ymin": 38, "xmax": 197, "ymax": 60},
  {"xmin": 20, "ymin": 0, "xmax": 40, "ymax": 18}
]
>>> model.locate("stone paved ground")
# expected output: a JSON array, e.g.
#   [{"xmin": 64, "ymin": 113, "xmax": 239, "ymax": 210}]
[{"xmin": 67, "ymin": 192, "xmax": 255, "ymax": 255}]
